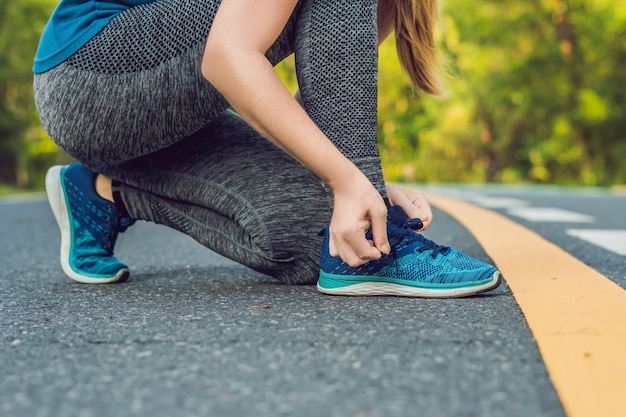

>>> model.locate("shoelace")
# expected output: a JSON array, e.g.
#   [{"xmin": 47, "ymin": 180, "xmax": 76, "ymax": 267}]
[
  {"xmin": 387, "ymin": 218, "xmax": 450, "ymax": 259},
  {"xmin": 384, "ymin": 217, "xmax": 450, "ymax": 276}
]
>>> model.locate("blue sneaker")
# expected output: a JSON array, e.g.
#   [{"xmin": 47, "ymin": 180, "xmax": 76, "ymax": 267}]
[
  {"xmin": 317, "ymin": 205, "xmax": 501, "ymax": 298},
  {"xmin": 45, "ymin": 163, "xmax": 134, "ymax": 283}
]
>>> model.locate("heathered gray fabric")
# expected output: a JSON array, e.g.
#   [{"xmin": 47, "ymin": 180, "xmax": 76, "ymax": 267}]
[
  {"xmin": 295, "ymin": 0, "xmax": 385, "ymax": 195},
  {"xmin": 116, "ymin": 111, "xmax": 332, "ymax": 285},
  {"xmin": 33, "ymin": 0, "xmax": 384, "ymax": 284}
]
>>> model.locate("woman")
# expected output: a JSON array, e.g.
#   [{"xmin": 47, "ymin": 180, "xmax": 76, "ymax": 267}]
[{"xmin": 34, "ymin": 0, "xmax": 501, "ymax": 297}]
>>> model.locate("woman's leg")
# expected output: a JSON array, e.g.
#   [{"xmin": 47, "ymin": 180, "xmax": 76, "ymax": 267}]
[
  {"xmin": 112, "ymin": 111, "xmax": 331, "ymax": 285},
  {"xmin": 294, "ymin": 0, "xmax": 386, "ymax": 196}
]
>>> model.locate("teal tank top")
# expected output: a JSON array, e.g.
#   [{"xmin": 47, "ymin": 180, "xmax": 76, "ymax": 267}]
[{"xmin": 33, "ymin": 0, "xmax": 155, "ymax": 73}]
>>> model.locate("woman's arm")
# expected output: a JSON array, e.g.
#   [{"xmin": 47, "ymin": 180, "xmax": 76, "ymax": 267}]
[{"xmin": 203, "ymin": 0, "xmax": 390, "ymax": 266}]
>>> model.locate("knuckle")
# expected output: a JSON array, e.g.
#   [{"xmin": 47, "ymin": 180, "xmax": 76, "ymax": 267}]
[{"xmin": 347, "ymin": 257, "xmax": 366, "ymax": 267}]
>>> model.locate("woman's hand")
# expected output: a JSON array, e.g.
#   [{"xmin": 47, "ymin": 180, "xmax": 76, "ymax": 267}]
[
  {"xmin": 328, "ymin": 183, "xmax": 432, "ymax": 266},
  {"xmin": 386, "ymin": 184, "xmax": 433, "ymax": 231},
  {"xmin": 328, "ymin": 173, "xmax": 390, "ymax": 267}
]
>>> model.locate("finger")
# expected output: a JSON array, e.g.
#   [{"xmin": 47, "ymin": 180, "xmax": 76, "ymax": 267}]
[
  {"xmin": 354, "ymin": 243, "xmax": 383, "ymax": 265},
  {"xmin": 396, "ymin": 188, "xmax": 432, "ymax": 219},
  {"xmin": 330, "ymin": 228, "xmax": 380, "ymax": 267},
  {"xmin": 420, "ymin": 219, "xmax": 432, "ymax": 231},
  {"xmin": 348, "ymin": 226, "xmax": 383, "ymax": 262},
  {"xmin": 410, "ymin": 200, "xmax": 430, "ymax": 221},
  {"xmin": 370, "ymin": 208, "xmax": 390, "ymax": 255},
  {"xmin": 328, "ymin": 230, "xmax": 339, "ymax": 257},
  {"xmin": 392, "ymin": 187, "xmax": 422, "ymax": 219},
  {"xmin": 409, "ymin": 194, "xmax": 433, "ymax": 229},
  {"xmin": 419, "ymin": 211, "xmax": 433, "ymax": 231}
]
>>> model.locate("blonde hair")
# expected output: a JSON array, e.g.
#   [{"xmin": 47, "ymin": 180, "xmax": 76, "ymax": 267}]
[{"xmin": 393, "ymin": 0, "xmax": 443, "ymax": 95}]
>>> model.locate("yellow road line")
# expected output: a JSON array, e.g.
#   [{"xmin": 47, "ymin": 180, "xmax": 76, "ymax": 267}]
[{"xmin": 423, "ymin": 191, "xmax": 626, "ymax": 417}]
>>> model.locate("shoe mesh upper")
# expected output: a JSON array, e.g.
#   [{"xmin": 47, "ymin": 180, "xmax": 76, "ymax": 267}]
[
  {"xmin": 62, "ymin": 163, "xmax": 129, "ymax": 276},
  {"xmin": 320, "ymin": 205, "xmax": 497, "ymax": 284}
]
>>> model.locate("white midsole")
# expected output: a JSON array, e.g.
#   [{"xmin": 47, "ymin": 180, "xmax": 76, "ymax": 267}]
[{"xmin": 317, "ymin": 271, "xmax": 501, "ymax": 298}]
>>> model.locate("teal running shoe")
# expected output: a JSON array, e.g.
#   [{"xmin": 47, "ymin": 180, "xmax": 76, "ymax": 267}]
[
  {"xmin": 45, "ymin": 163, "xmax": 134, "ymax": 283},
  {"xmin": 317, "ymin": 205, "xmax": 501, "ymax": 298}
]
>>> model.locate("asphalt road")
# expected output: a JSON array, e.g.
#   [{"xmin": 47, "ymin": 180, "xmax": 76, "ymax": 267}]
[{"xmin": 4, "ymin": 185, "xmax": 621, "ymax": 417}]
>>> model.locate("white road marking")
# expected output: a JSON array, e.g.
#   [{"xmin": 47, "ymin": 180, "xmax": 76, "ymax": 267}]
[
  {"xmin": 507, "ymin": 207, "xmax": 595, "ymax": 223},
  {"xmin": 469, "ymin": 196, "xmax": 529, "ymax": 209},
  {"xmin": 566, "ymin": 229, "xmax": 626, "ymax": 256},
  {"xmin": 0, "ymin": 194, "xmax": 46, "ymax": 205}
]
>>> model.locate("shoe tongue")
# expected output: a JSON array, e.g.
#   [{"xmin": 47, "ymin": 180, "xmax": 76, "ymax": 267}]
[{"xmin": 387, "ymin": 205, "xmax": 407, "ymax": 227}]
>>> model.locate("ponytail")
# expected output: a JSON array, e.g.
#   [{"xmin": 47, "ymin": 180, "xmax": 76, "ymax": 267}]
[{"xmin": 393, "ymin": 0, "xmax": 443, "ymax": 95}]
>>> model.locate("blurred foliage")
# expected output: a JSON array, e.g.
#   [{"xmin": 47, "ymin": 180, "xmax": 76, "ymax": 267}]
[
  {"xmin": 0, "ymin": 0, "xmax": 66, "ymax": 189},
  {"xmin": 374, "ymin": 0, "xmax": 626, "ymax": 185},
  {"xmin": 1, "ymin": 0, "xmax": 625, "ymax": 191}
]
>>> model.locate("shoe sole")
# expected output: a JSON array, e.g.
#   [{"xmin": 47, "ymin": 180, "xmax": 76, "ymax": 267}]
[
  {"xmin": 317, "ymin": 270, "xmax": 502, "ymax": 298},
  {"xmin": 45, "ymin": 166, "xmax": 129, "ymax": 284}
]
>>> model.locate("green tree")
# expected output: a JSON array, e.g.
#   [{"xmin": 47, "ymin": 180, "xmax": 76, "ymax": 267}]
[
  {"xmin": 379, "ymin": 0, "xmax": 626, "ymax": 185},
  {"xmin": 0, "ymin": 0, "xmax": 58, "ymax": 188}
]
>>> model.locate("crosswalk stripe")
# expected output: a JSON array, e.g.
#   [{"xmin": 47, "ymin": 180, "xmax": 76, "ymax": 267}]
[
  {"xmin": 507, "ymin": 207, "xmax": 595, "ymax": 223},
  {"xmin": 567, "ymin": 229, "xmax": 626, "ymax": 256},
  {"xmin": 468, "ymin": 196, "xmax": 529, "ymax": 209},
  {"xmin": 423, "ymin": 191, "xmax": 626, "ymax": 417}
]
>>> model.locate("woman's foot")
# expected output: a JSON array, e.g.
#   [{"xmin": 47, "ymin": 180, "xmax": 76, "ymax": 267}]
[
  {"xmin": 317, "ymin": 205, "xmax": 501, "ymax": 298},
  {"xmin": 45, "ymin": 163, "xmax": 133, "ymax": 283}
]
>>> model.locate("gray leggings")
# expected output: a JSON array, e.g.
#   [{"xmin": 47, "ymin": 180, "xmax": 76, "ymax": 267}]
[{"xmin": 34, "ymin": 0, "xmax": 384, "ymax": 284}]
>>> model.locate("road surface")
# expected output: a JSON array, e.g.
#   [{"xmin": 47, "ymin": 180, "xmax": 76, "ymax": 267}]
[{"xmin": 1, "ymin": 184, "xmax": 624, "ymax": 417}]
